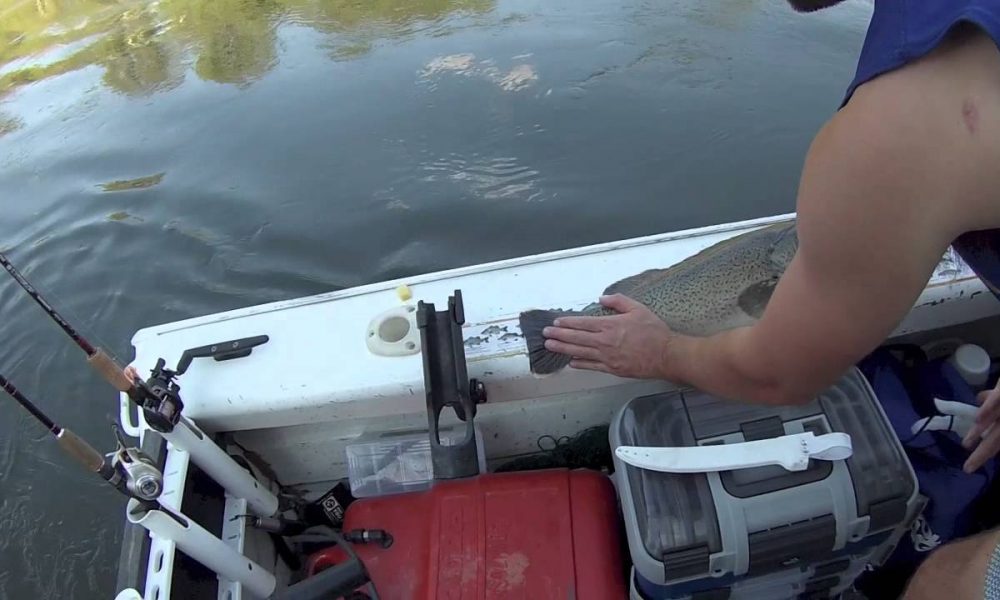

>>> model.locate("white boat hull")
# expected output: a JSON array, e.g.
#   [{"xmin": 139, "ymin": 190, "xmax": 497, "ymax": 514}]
[{"xmin": 115, "ymin": 213, "xmax": 1000, "ymax": 600}]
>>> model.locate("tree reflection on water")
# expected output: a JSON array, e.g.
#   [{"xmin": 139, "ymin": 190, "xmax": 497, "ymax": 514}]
[{"xmin": 0, "ymin": 0, "xmax": 494, "ymax": 97}]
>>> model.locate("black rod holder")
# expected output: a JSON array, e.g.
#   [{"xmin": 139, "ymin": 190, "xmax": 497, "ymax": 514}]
[{"xmin": 417, "ymin": 290, "xmax": 483, "ymax": 480}]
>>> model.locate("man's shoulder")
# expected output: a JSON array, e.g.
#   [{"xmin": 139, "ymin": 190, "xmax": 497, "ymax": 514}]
[{"xmin": 827, "ymin": 26, "xmax": 1000, "ymax": 232}]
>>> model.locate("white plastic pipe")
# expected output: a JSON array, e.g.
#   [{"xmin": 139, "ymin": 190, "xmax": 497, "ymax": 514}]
[
  {"xmin": 127, "ymin": 499, "xmax": 276, "ymax": 599},
  {"xmin": 162, "ymin": 417, "xmax": 279, "ymax": 516}
]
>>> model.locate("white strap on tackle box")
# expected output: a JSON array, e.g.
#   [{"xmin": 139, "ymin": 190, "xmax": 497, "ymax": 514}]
[{"xmin": 615, "ymin": 432, "xmax": 853, "ymax": 473}]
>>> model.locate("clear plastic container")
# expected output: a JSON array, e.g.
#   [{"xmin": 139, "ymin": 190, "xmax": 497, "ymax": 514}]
[{"xmin": 346, "ymin": 425, "xmax": 486, "ymax": 498}]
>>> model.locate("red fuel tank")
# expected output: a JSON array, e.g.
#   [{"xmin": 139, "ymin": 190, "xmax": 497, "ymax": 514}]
[{"xmin": 307, "ymin": 468, "xmax": 626, "ymax": 599}]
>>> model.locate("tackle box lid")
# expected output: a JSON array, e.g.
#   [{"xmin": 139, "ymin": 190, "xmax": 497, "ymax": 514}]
[{"xmin": 611, "ymin": 368, "xmax": 918, "ymax": 586}]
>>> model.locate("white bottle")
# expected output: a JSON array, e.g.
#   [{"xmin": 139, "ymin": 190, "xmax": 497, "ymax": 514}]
[{"xmin": 948, "ymin": 343, "xmax": 991, "ymax": 388}]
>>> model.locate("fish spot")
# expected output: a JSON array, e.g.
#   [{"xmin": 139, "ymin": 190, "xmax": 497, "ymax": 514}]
[
  {"xmin": 500, "ymin": 332, "xmax": 522, "ymax": 342},
  {"xmin": 464, "ymin": 336, "xmax": 487, "ymax": 347}
]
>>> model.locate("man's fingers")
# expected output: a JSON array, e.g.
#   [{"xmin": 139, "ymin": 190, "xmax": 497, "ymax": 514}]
[
  {"xmin": 964, "ymin": 426, "xmax": 1000, "ymax": 473},
  {"xmin": 599, "ymin": 293, "xmax": 643, "ymax": 313},
  {"xmin": 569, "ymin": 359, "xmax": 611, "ymax": 373},
  {"xmin": 543, "ymin": 339, "xmax": 601, "ymax": 361},
  {"xmin": 965, "ymin": 421, "xmax": 988, "ymax": 449},
  {"xmin": 543, "ymin": 326, "xmax": 602, "ymax": 347},
  {"xmin": 965, "ymin": 388, "xmax": 1000, "ymax": 447},
  {"xmin": 551, "ymin": 316, "xmax": 605, "ymax": 332},
  {"xmin": 964, "ymin": 420, "xmax": 999, "ymax": 448},
  {"xmin": 975, "ymin": 387, "xmax": 1000, "ymax": 425}
]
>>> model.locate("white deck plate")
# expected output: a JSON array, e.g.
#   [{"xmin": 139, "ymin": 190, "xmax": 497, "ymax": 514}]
[{"xmin": 122, "ymin": 213, "xmax": 1000, "ymax": 433}]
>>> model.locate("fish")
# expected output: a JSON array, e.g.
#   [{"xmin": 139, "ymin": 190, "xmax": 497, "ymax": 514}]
[{"xmin": 519, "ymin": 220, "xmax": 799, "ymax": 375}]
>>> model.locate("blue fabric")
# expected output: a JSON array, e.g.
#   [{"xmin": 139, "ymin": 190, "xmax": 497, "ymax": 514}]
[
  {"xmin": 843, "ymin": 0, "xmax": 1000, "ymax": 107},
  {"xmin": 843, "ymin": 1, "xmax": 1000, "ymax": 299},
  {"xmin": 854, "ymin": 345, "xmax": 997, "ymax": 599}
]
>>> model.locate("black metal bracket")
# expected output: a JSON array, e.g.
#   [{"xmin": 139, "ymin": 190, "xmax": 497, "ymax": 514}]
[
  {"xmin": 176, "ymin": 335, "xmax": 269, "ymax": 375},
  {"xmin": 417, "ymin": 290, "xmax": 483, "ymax": 480},
  {"xmin": 129, "ymin": 335, "xmax": 269, "ymax": 433}
]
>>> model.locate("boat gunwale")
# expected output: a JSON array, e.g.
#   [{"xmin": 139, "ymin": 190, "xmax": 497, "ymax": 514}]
[{"xmin": 132, "ymin": 213, "xmax": 798, "ymax": 341}]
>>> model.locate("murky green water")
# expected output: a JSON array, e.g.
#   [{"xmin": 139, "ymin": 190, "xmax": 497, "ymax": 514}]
[{"xmin": 0, "ymin": 0, "xmax": 871, "ymax": 596}]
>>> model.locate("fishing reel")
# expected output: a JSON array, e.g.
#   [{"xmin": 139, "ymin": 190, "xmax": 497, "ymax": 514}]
[
  {"xmin": 129, "ymin": 358, "xmax": 185, "ymax": 433},
  {"xmin": 106, "ymin": 424, "xmax": 164, "ymax": 502},
  {"xmin": 127, "ymin": 335, "xmax": 269, "ymax": 434}
]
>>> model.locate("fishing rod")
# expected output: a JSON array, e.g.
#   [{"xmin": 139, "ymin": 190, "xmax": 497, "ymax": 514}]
[
  {"xmin": 0, "ymin": 372, "xmax": 162, "ymax": 501},
  {"xmin": 1, "ymin": 254, "xmax": 376, "ymax": 599},
  {"xmin": 2, "ymin": 371, "xmax": 373, "ymax": 600},
  {"xmin": 0, "ymin": 372, "xmax": 283, "ymax": 597},
  {"xmin": 0, "ymin": 249, "xmax": 280, "ymax": 516},
  {"xmin": 0, "ymin": 252, "xmax": 133, "ymax": 392}
]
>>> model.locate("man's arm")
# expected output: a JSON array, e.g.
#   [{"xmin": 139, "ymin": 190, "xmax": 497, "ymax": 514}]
[
  {"xmin": 543, "ymin": 27, "xmax": 1000, "ymax": 404},
  {"xmin": 662, "ymin": 28, "xmax": 1000, "ymax": 404},
  {"xmin": 662, "ymin": 88, "xmax": 960, "ymax": 405},
  {"xmin": 545, "ymin": 54, "xmax": 974, "ymax": 404}
]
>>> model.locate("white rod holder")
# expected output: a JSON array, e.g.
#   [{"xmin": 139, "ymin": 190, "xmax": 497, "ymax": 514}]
[
  {"xmin": 160, "ymin": 416, "xmax": 279, "ymax": 516},
  {"xmin": 127, "ymin": 499, "xmax": 276, "ymax": 599}
]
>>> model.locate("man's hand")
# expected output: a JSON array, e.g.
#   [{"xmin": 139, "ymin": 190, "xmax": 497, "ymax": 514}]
[
  {"xmin": 542, "ymin": 294, "xmax": 675, "ymax": 379},
  {"xmin": 962, "ymin": 381, "xmax": 1000, "ymax": 473}
]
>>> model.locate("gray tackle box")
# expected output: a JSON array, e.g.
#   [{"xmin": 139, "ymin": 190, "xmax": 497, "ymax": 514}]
[{"xmin": 610, "ymin": 367, "xmax": 920, "ymax": 600}]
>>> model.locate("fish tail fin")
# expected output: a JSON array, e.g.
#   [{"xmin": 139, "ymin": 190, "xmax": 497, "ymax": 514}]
[{"xmin": 519, "ymin": 308, "xmax": 581, "ymax": 375}]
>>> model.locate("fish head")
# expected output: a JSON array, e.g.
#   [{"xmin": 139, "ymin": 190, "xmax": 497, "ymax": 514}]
[{"xmin": 768, "ymin": 222, "xmax": 799, "ymax": 273}]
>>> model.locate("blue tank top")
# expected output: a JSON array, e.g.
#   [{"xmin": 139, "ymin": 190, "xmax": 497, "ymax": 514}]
[
  {"xmin": 842, "ymin": 0, "xmax": 1000, "ymax": 298},
  {"xmin": 843, "ymin": 0, "xmax": 1000, "ymax": 106}
]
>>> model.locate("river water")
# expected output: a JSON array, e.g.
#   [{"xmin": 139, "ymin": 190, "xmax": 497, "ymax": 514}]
[{"xmin": 0, "ymin": 0, "xmax": 871, "ymax": 597}]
